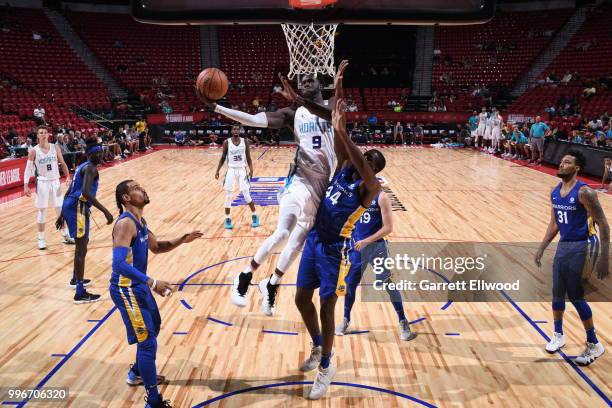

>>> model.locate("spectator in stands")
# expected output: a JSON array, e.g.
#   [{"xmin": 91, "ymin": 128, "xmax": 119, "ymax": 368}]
[
  {"xmin": 135, "ymin": 117, "xmax": 148, "ymax": 151},
  {"xmin": 272, "ymin": 83, "xmax": 283, "ymax": 93},
  {"xmin": 57, "ymin": 133, "xmax": 76, "ymax": 171},
  {"xmin": 26, "ymin": 127, "xmax": 37, "ymax": 146},
  {"xmin": 6, "ymin": 127, "xmax": 18, "ymax": 145},
  {"xmin": 601, "ymin": 157, "xmax": 612, "ymax": 192},
  {"xmin": 528, "ymin": 116, "xmax": 550, "ymax": 165},
  {"xmin": 350, "ymin": 126, "xmax": 366, "ymax": 145},
  {"xmin": 246, "ymin": 129, "xmax": 261, "ymax": 146},
  {"xmin": 560, "ymin": 72, "xmax": 573, "ymax": 84},
  {"xmin": 583, "ymin": 85, "xmax": 596, "ymax": 99},
  {"xmin": 33, "ymin": 105, "xmax": 45, "ymax": 125},
  {"xmin": 571, "ymin": 130, "xmax": 584, "ymax": 144},
  {"xmin": 252, "ymin": 96, "xmax": 260, "ymax": 110},
  {"xmin": 588, "ymin": 118, "xmax": 602, "ymax": 131},
  {"xmin": 393, "ymin": 121, "xmax": 404, "ymax": 145},
  {"xmin": 594, "ymin": 131, "xmax": 607, "ymax": 147}
]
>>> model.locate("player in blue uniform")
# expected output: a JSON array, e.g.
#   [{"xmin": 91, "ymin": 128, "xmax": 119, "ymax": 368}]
[
  {"xmin": 535, "ymin": 149, "xmax": 609, "ymax": 366},
  {"xmin": 295, "ymin": 62, "xmax": 386, "ymax": 399},
  {"xmin": 56, "ymin": 139, "xmax": 114, "ymax": 303},
  {"xmin": 335, "ymin": 191, "xmax": 415, "ymax": 341},
  {"xmin": 111, "ymin": 179, "xmax": 202, "ymax": 408}
]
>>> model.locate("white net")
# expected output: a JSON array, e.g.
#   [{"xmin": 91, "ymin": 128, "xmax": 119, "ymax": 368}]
[{"xmin": 281, "ymin": 23, "xmax": 338, "ymax": 85}]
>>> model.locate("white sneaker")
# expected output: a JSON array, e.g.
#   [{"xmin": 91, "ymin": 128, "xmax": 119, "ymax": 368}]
[
  {"xmin": 574, "ymin": 342, "xmax": 604, "ymax": 366},
  {"xmin": 335, "ymin": 318, "xmax": 350, "ymax": 336},
  {"xmin": 308, "ymin": 365, "xmax": 336, "ymax": 400},
  {"xmin": 37, "ymin": 238, "xmax": 47, "ymax": 250},
  {"xmin": 299, "ymin": 345, "xmax": 322, "ymax": 372},
  {"xmin": 63, "ymin": 235, "xmax": 75, "ymax": 244},
  {"xmin": 231, "ymin": 272, "xmax": 252, "ymax": 307},
  {"xmin": 399, "ymin": 320, "xmax": 416, "ymax": 341},
  {"xmin": 545, "ymin": 332, "xmax": 566, "ymax": 353},
  {"xmin": 258, "ymin": 276, "xmax": 279, "ymax": 316}
]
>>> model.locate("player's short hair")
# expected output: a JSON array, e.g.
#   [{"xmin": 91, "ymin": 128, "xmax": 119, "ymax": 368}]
[
  {"xmin": 115, "ymin": 179, "xmax": 134, "ymax": 215},
  {"xmin": 365, "ymin": 149, "xmax": 386, "ymax": 173},
  {"xmin": 566, "ymin": 149, "xmax": 586, "ymax": 170},
  {"xmin": 36, "ymin": 125, "xmax": 48, "ymax": 133}
]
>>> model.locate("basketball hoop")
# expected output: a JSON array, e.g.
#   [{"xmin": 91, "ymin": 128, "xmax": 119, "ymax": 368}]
[{"xmin": 281, "ymin": 22, "xmax": 337, "ymax": 88}]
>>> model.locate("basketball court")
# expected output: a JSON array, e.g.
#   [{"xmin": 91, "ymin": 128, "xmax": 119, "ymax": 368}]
[{"xmin": 0, "ymin": 146, "xmax": 610, "ymax": 407}]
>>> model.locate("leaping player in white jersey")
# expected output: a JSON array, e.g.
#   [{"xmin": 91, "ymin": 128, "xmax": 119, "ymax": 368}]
[
  {"xmin": 476, "ymin": 107, "xmax": 488, "ymax": 149},
  {"xmin": 23, "ymin": 126, "xmax": 73, "ymax": 249},
  {"xmin": 197, "ymin": 61, "xmax": 348, "ymax": 316},
  {"xmin": 490, "ymin": 107, "xmax": 504, "ymax": 154},
  {"xmin": 215, "ymin": 124, "xmax": 259, "ymax": 229}
]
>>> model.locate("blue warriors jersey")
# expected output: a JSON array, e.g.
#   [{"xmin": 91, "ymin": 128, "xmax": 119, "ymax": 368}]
[
  {"xmin": 354, "ymin": 193, "xmax": 383, "ymax": 242},
  {"xmin": 315, "ymin": 166, "xmax": 368, "ymax": 243},
  {"xmin": 66, "ymin": 161, "xmax": 99, "ymax": 204},
  {"xmin": 110, "ymin": 212, "xmax": 150, "ymax": 287},
  {"xmin": 551, "ymin": 181, "xmax": 595, "ymax": 241}
]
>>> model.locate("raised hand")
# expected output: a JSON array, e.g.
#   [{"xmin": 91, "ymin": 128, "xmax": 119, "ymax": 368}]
[
  {"xmin": 278, "ymin": 72, "xmax": 299, "ymax": 103},
  {"xmin": 332, "ymin": 98, "xmax": 347, "ymax": 133},
  {"xmin": 334, "ymin": 60, "xmax": 349, "ymax": 99}
]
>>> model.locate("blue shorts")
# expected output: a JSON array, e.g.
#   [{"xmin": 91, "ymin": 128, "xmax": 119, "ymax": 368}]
[
  {"xmin": 296, "ymin": 230, "xmax": 357, "ymax": 299},
  {"xmin": 552, "ymin": 239, "xmax": 595, "ymax": 302},
  {"xmin": 347, "ymin": 239, "xmax": 391, "ymax": 292},
  {"xmin": 62, "ymin": 197, "xmax": 90, "ymax": 239},
  {"xmin": 109, "ymin": 283, "xmax": 161, "ymax": 344}
]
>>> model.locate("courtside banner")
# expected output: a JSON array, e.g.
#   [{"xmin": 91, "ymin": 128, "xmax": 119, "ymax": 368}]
[
  {"xmin": 0, "ymin": 158, "xmax": 27, "ymax": 192},
  {"xmin": 358, "ymin": 241, "xmax": 611, "ymax": 302}
]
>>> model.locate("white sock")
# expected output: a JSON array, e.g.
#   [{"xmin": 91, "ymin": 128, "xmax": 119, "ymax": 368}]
[
  {"xmin": 225, "ymin": 215, "xmax": 231, "ymax": 220},
  {"xmin": 63, "ymin": 227, "xmax": 70, "ymax": 237},
  {"xmin": 270, "ymin": 273, "xmax": 281, "ymax": 285},
  {"xmin": 243, "ymin": 264, "xmax": 253, "ymax": 274},
  {"xmin": 37, "ymin": 232, "xmax": 45, "ymax": 240}
]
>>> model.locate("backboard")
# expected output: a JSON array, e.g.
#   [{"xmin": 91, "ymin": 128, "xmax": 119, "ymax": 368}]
[{"xmin": 132, "ymin": 0, "xmax": 496, "ymax": 25}]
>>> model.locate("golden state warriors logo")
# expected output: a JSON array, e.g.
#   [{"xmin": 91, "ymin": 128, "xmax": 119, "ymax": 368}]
[{"xmin": 336, "ymin": 283, "xmax": 346, "ymax": 295}]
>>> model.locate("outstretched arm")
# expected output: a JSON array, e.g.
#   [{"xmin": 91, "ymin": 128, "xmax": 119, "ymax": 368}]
[
  {"xmin": 332, "ymin": 98, "xmax": 380, "ymax": 207},
  {"xmin": 580, "ymin": 187, "xmax": 609, "ymax": 279},
  {"xmin": 148, "ymin": 229, "xmax": 202, "ymax": 254},
  {"xmin": 332, "ymin": 60, "xmax": 350, "ymax": 171},
  {"xmin": 195, "ymin": 88, "xmax": 293, "ymax": 129}
]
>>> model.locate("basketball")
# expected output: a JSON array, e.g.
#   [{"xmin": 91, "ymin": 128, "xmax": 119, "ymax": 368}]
[{"xmin": 196, "ymin": 68, "xmax": 229, "ymax": 100}]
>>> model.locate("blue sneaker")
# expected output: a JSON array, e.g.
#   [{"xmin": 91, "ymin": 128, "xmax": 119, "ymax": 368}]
[
  {"xmin": 224, "ymin": 217, "xmax": 233, "ymax": 230},
  {"xmin": 251, "ymin": 214, "xmax": 260, "ymax": 228},
  {"xmin": 126, "ymin": 365, "xmax": 166, "ymax": 386}
]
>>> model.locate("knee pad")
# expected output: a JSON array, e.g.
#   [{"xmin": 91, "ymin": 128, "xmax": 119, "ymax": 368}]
[
  {"xmin": 552, "ymin": 300, "xmax": 566, "ymax": 311},
  {"xmin": 224, "ymin": 190, "xmax": 233, "ymax": 208},
  {"xmin": 241, "ymin": 189, "xmax": 252, "ymax": 203},
  {"xmin": 37, "ymin": 208, "xmax": 46, "ymax": 224},
  {"xmin": 571, "ymin": 300, "xmax": 592, "ymax": 321}
]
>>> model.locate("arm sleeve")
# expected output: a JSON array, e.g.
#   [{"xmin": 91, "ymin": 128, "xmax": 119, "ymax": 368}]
[
  {"xmin": 112, "ymin": 246, "xmax": 149, "ymax": 284},
  {"xmin": 214, "ymin": 105, "xmax": 269, "ymax": 128}
]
